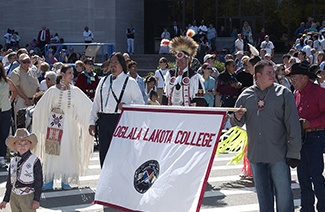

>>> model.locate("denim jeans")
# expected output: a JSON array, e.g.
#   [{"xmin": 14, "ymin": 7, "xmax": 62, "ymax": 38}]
[
  {"xmin": 250, "ymin": 159, "xmax": 294, "ymax": 212},
  {"xmin": 297, "ymin": 130, "xmax": 325, "ymax": 212},
  {"xmin": 127, "ymin": 38, "xmax": 134, "ymax": 54}
]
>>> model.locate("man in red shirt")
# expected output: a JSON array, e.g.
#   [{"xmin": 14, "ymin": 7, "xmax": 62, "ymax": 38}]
[{"xmin": 287, "ymin": 63, "xmax": 325, "ymax": 212}]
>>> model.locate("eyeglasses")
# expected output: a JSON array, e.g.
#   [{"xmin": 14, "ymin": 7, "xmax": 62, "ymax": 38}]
[
  {"xmin": 22, "ymin": 60, "xmax": 31, "ymax": 64},
  {"xmin": 289, "ymin": 76, "xmax": 302, "ymax": 82}
]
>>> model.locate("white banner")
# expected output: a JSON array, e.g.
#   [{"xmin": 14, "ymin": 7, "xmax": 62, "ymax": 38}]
[{"xmin": 94, "ymin": 105, "xmax": 227, "ymax": 212}]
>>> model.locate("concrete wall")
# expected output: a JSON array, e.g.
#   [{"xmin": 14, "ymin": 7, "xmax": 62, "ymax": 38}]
[{"xmin": 0, "ymin": 0, "xmax": 144, "ymax": 54}]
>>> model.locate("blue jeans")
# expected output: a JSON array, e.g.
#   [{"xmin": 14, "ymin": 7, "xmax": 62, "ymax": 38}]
[
  {"xmin": 297, "ymin": 130, "xmax": 325, "ymax": 212},
  {"xmin": 251, "ymin": 159, "xmax": 294, "ymax": 212},
  {"xmin": 127, "ymin": 38, "xmax": 134, "ymax": 54}
]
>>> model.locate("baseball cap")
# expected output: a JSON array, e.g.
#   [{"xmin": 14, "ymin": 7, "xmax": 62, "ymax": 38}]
[
  {"xmin": 235, "ymin": 51, "xmax": 243, "ymax": 55},
  {"xmin": 203, "ymin": 54, "xmax": 215, "ymax": 63}
]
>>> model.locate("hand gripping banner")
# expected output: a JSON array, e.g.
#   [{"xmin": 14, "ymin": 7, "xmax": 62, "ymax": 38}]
[{"xmin": 94, "ymin": 105, "xmax": 227, "ymax": 212}]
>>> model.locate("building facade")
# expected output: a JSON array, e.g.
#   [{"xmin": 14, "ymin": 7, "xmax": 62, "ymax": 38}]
[{"xmin": 0, "ymin": 0, "xmax": 144, "ymax": 54}]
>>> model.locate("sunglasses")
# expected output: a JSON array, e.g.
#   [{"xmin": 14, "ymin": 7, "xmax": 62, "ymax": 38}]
[
  {"xmin": 205, "ymin": 67, "xmax": 212, "ymax": 70},
  {"xmin": 22, "ymin": 60, "xmax": 31, "ymax": 64}
]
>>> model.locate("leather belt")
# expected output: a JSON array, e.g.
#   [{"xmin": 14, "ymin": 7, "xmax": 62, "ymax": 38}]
[
  {"xmin": 306, "ymin": 128, "xmax": 325, "ymax": 133},
  {"xmin": 12, "ymin": 187, "xmax": 35, "ymax": 195}
]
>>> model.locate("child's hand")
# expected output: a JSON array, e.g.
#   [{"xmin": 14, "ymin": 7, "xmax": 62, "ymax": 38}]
[
  {"xmin": 0, "ymin": 201, "xmax": 7, "ymax": 209},
  {"xmin": 32, "ymin": 201, "xmax": 40, "ymax": 210}
]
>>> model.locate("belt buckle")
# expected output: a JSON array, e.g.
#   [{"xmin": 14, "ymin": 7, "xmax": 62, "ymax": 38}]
[{"xmin": 306, "ymin": 128, "xmax": 325, "ymax": 133}]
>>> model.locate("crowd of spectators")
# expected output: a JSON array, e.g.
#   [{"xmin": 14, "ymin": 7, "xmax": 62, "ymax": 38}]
[{"xmin": 1, "ymin": 16, "xmax": 325, "ymax": 211}]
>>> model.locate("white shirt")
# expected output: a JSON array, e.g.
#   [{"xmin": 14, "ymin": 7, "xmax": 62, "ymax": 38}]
[
  {"xmin": 320, "ymin": 61, "xmax": 325, "ymax": 71},
  {"xmin": 189, "ymin": 25, "xmax": 198, "ymax": 34},
  {"xmin": 199, "ymin": 25, "xmax": 208, "ymax": 34},
  {"xmin": 313, "ymin": 39, "xmax": 322, "ymax": 52},
  {"xmin": 309, "ymin": 54, "xmax": 317, "ymax": 65},
  {"xmin": 83, "ymin": 30, "xmax": 93, "ymax": 41},
  {"xmin": 40, "ymin": 30, "xmax": 46, "ymax": 41},
  {"xmin": 321, "ymin": 39, "xmax": 325, "ymax": 51},
  {"xmin": 260, "ymin": 40, "xmax": 275, "ymax": 55},
  {"xmin": 39, "ymin": 80, "xmax": 48, "ymax": 91},
  {"xmin": 89, "ymin": 72, "xmax": 144, "ymax": 125},
  {"xmin": 302, "ymin": 45, "xmax": 312, "ymax": 56},
  {"xmin": 154, "ymin": 69, "xmax": 168, "ymax": 88},
  {"xmin": 235, "ymin": 39, "xmax": 244, "ymax": 51}
]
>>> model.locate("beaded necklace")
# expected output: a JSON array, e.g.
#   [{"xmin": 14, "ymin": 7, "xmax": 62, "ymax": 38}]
[{"xmin": 58, "ymin": 80, "xmax": 71, "ymax": 108}]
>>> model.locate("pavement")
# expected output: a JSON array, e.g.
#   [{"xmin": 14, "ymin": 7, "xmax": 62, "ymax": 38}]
[{"xmin": 0, "ymin": 149, "xmax": 307, "ymax": 211}]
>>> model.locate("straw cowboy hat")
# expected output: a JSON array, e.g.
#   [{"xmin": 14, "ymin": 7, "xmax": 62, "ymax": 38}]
[{"xmin": 6, "ymin": 128, "xmax": 38, "ymax": 152}]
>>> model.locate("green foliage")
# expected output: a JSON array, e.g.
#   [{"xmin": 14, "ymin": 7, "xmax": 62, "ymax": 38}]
[
  {"xmin": 168, "ymin": 61, "xmax": 176, "ymax": 68},
  {"xmin": 93, "ymin": 66, "xmax": 102, "ymax": 76},
  {"xmin": 214, "ymin": 60, "xmax": 225, "ymax": 73}
]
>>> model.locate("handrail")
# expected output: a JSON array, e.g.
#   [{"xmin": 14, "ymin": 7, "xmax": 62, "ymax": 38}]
[{"xmin": 44, "ymin": 42, "xmax": 115, "ymax": 63}]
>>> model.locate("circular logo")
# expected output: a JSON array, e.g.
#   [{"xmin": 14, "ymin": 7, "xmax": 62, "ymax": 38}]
[
  {"xmin": 176, "ymin": 51, "xmax": 185, "ymax": 60},
  {"xmin": 169, "ymin": 76, "xmax": 176, "ymax": 85},
  {"xmin": 134, "ymin": 160, "xmax": 160, "ymax": 194},
  {"xmin": 182, "ymin": 77, "xmax": 190, "ymax": 85}
]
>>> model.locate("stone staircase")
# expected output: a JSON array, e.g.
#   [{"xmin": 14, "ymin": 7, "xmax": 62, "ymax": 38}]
[{"xmin": 129, "ymin": 54, "xmax": 174, "ymax": 76}]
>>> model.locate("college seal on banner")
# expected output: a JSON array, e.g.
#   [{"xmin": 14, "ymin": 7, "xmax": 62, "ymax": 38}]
[{"xmin": 133, "ymin": 160, "xmax": 160, "ymax": 194}]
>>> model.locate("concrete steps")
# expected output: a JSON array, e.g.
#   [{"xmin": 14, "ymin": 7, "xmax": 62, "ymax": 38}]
[{"xmin": 129, "ymin": 54, "xmax": 174, "ymax": 76}]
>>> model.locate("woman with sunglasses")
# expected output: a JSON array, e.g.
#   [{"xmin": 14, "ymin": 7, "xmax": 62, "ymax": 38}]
[
  {"xmin": 275, "ymin": 64, "xmax": 291, "ymax": 89},
  {"xmin": 154, "ymin": 57, "xmax": 169, "ymax": 104},
  {"xmin": 201, "ymin": 63, "xmax": 215, "ymax": 107}
]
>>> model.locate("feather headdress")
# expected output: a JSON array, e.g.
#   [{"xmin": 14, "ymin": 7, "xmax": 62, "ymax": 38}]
[
  {"xmin": 169, "ymin": 35, "xmax": 198, "ymax": 59},
  {"xmin": 160, "ymin": 39, "xmax": 170, "ymax": 47},
  {"xmin": 248, "ymin": 43, "xmax": 259, "ymax": 56}
]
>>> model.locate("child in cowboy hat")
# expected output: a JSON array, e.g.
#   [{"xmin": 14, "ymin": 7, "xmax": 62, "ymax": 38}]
[{"xmin": 0, "ymin": 128, "xmax": 43, "ymax": 212}]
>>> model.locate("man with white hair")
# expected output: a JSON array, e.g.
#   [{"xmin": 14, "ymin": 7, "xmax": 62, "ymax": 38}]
[{"xmin": 39, "ymin": 71, "xmax": 57, "ymax": 91}]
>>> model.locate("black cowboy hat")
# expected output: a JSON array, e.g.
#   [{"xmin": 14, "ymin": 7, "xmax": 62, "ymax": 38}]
[{"xmin": 286, "ymin": 63, "xmax": 317, "ymax": 79}]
